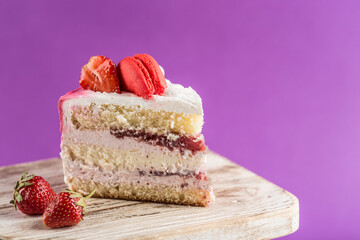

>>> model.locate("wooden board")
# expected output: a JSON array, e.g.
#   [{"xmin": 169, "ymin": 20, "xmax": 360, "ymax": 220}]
[{"xmin": 0, "ymin": 151, "xmax": 299, "ymax": 240}]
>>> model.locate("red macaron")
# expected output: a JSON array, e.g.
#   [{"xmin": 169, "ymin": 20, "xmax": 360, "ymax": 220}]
[{"xmin": 118, "ymin": 54, "xmax": 167, "ymax": 99}]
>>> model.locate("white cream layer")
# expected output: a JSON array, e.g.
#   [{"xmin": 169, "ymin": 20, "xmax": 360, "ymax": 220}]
[
  {"xmin": 62, "ymin": 80, "xmax": 203, "ymax": 115},
  {"xmin": 63, "ymin": 158, "xmax": 211, "ymax": 191}
]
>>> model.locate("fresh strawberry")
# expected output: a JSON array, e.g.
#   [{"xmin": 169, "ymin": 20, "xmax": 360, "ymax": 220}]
[
  {"xmin": 43, "ymin": 189, "xmax": 96, "ymax": 228},
  {"xmin": 80, "ymin": 56, "xmax": 120, "ymax": 93},
  {"xmin": 10, "ymin": 172, "xmax": 56, "ymax": 215}
]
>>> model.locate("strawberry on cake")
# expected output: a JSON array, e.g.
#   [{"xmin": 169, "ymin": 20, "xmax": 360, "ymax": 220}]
[{"xmin": 59, "ymin": 54, "xmax": 215, "ymax": 206}]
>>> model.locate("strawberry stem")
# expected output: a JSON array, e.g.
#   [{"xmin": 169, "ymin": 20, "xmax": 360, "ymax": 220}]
[
  {"xmin": 67, "ymin": 188, "xmax": 96, "ymax": 210},
  {"xmin": 84, "ymin": 188, "xmax": 97, "ymax": 200}
]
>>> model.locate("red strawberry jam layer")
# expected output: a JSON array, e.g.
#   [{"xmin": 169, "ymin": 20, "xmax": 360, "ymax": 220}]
[{"xmin": 110, "ymin": 128, "xmax": 206, "ymax": 154}]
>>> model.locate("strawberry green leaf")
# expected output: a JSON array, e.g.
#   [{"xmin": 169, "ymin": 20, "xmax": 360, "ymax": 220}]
[
  {"xmin": 15, "ymin": 193, "xmax": 22, "ymax": 203},
  {"xmin": 75, "ymin": 199, "xmax": 86, "ymax": 209},
  {"xmin": 69, "ymin": 193, "xmax": 81, "ymax": 199},
  {"xmin": 21, "ymin": 172, "xmax": 28, "ymax": 179},
  {"xmin": 21, "ymin": 174, "xmax": 34, "ymax": 182}
]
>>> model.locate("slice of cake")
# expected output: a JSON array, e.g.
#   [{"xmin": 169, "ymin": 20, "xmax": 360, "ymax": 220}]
[{"xmin": 58, "ymin": 54, "xmax": 214, "ymax": 206}]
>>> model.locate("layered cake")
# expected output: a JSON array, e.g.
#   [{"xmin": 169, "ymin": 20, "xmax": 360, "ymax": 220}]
[{"xmin": 59, "ymin": 54, "xmax": 214, "ymax": 206}]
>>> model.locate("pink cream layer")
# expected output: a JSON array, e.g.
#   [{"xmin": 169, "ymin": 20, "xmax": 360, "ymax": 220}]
[{"xmin": 63, "ymin": 158, "xmax": 211, "ymax": 191}]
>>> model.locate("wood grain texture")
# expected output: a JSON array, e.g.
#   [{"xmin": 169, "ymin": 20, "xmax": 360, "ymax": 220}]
[{"xmin": 0, "ymin": 151, "xmax": 299, "ymax": 240}]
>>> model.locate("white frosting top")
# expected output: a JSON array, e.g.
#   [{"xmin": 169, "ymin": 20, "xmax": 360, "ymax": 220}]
[{"xmin": 63, "ymin": 80, "xmax": 203, "ymax": 115}]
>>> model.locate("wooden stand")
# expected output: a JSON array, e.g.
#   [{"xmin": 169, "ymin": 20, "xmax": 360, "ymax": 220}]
[{"xmin": 0, "ymin": 151, "xmax": 299, "ymax": 239}]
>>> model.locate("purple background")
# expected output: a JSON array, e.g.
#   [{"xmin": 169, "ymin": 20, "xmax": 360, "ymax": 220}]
[{"xmin": 1, "ymin": 0, "xmax": 359, "ymax": 239}]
